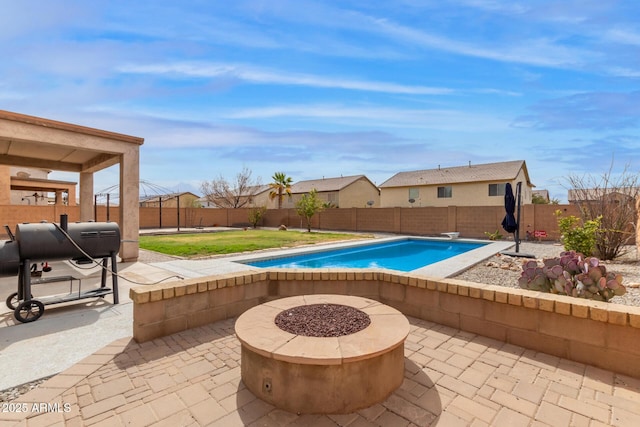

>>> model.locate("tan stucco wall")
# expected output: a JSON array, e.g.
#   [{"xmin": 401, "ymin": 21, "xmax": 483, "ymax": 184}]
[
  {"xmin": 0, "ymin": 165, "xmax": 10, "ymax": 204},
  {"xmin": 247, "ymin": 191, "xmax": 279, "ymax": 209},
  {"xmin": 278, "ymin": 178, "xmax": 380, "ymax": 209},
  {"xmin": 284, "ymin": 191, "xmax": 337, "ymax": 208},
  {"xmin": 381, "ymin": 172, "xmax": 532, "ymax": 208},
  {"xmin": 337, "ymin": 178, "xmax": 380, "ymax": 208}
]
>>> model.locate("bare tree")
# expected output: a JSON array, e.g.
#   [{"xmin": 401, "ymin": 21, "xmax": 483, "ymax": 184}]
[
  {"xmin": 566, "ymin": 162, "xmax": 640, "ymax": 260},
  {"xmin": 200, "ymin": 167, "xmax": 262, "ymax": 208}
]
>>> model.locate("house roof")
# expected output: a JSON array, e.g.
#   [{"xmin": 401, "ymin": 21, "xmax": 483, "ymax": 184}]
[
  {"xmin": 533, "ymin": 189, "xmax": 550, "ymax": 201},
  {"xmin": 379, "ymin": 160, "xmax": 531, "ymax": 188},
  {"xmin": 249, "ymin": 185, "xmax": 271, "ymax": 195},
  {"xmin": 291, "ymin": 175, "xmax": 377, "ymax": 193},
  {"xmin": 567, "ymin": 187, "xmax": 640, "ymax": 202},
  {"xmin": 0, "ymin": 110, "xmax": 143, "ymax": 173}
]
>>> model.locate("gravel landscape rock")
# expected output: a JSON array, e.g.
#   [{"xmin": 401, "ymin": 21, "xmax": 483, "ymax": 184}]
[{"xmin": 453, "ymin": 241, "xmax": 640, "ymax": 307}]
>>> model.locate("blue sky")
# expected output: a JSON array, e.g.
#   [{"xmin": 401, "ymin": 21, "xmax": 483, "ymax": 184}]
[{"xmin": 2, "ymin": 0, "xmax": 639, "ymax": 202}]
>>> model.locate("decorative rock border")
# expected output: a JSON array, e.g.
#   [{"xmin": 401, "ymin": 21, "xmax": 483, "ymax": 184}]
[{"xmin": 235, "ymin": 294, "xmax": 410, "ymax": 414}]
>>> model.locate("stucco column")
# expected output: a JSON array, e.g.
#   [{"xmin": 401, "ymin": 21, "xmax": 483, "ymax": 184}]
[
  {"xmin": 79, "ymin": 172, "xmax": 94, "ymax": 221},
  {"xmin": 67, "ymin": 187, "xmax": 77, "ymax": 206},
  {"xmin": 119, "ymin": 146, "xmax": 140, "ymax": 262},
  {"xmin": 0, "ymin": 165, "xmax": 10, "ymax": 205}
]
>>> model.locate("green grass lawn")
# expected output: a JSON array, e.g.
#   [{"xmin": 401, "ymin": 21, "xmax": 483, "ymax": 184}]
[{"xmin": 139, "ymin": 229, "xmax": 373, "ymax": 257}]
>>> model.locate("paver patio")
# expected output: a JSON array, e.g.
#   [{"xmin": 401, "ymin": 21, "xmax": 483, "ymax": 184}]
[{"xmin": 2, "ymin": 316, "xmax": 640, "ymax": 426}]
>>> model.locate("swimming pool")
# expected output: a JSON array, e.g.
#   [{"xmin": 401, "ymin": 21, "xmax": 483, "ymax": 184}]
[{"xmin": 242, "ymin": 238, "xmax": 486, "ymax": 272}]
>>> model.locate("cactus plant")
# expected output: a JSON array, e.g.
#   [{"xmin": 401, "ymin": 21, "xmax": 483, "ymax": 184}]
[
  {"xmin": 518, "ymin": 250, "xmax": 626, "ymax": 302},
  {"xmin": 518, "ymin": 260, "xmax": 551, "ymax": 292}
]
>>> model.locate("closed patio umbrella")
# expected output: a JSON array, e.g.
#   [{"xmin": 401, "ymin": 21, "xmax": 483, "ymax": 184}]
[
  {"xmin": 500, "ymin": 182, "xmax": 534, "ymax": 257},
  {"xmin": 501, "ymin": 183, "xmax": 518, "ymax": 234}
]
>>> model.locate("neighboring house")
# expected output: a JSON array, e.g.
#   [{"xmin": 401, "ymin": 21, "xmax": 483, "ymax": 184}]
[
  {"xmin": 568, "ymin": 187, "xmax": 640, "ymax": 205},
  {"xmin": 379, "ymin": 160, "xmax": 533, "ymax": 207},
  {"xmin": 140, "ymin": 192, "xmax": 201, "ymax": 208},
  {"xmin": 533, "ymin": 189, "xmax": 550, "ymax": 203},
  {"xmin": 2, "ymin": 166, "xmax": 77, "ymax": 205},
  {"xmin": 243, "ymin": 185, "xmax": 273, "ymax": 208},
  {"xmin": 197, "ymin": 197, "xmax": 217, "ymax": 208},
  {"xmin": 277, "ymin": 175, "xmax": 380, "ymax": 209}
]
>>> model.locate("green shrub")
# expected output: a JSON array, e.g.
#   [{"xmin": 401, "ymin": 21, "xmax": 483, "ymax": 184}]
[
  {"xmin": 248, "ymin": 206, "xmax": 267, "ymax": 228},
  {"xmin": 295, "ymin": 189, "xmax": 324, "ymax": 232},
  {"xmin": 555, "ymin": 210, "xmax": 601, "ymax": 256},
  {"xmin": 484, "ymin": 230, "xmax": 503, "ymax": 240}
]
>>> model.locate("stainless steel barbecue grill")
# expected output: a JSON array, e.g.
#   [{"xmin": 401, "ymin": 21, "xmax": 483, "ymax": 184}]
[{"xmin": 1, "ymin": 215, "xmax": 120, "ymax": 323}]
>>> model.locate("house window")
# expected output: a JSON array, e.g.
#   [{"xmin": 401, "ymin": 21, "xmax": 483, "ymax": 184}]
[
  {"xmin": 437, "ymin": 186, "xmax": 452, "ymax": 198},
  {"xmin": 489, "ymin": 183, "xmax": 506, "ymax": 197},
  {"xmin": 408, "ymin": 188, "xmax": 419, "ymax": 201}
]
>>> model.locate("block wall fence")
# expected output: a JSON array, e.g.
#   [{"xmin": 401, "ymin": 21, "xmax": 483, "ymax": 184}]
[
  {"xmin": 0, "ymin": 204, "xmax": 592, "ymax": 242},
  {"xmin": 129, "ymin": 269, "xmax": 640, "ymax": 379}
]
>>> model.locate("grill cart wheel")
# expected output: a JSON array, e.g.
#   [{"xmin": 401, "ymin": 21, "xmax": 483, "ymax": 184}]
[
  {"xmin": 6, "ymin": 292, "xmax": 33, "ymax": 310},
  {"xmin": 14, "ymin": 299, "xmax": 44, "ymax": 323},
  {"xmin": 6, "ymin": 292, "xmax": 19, "ymax": 310}
]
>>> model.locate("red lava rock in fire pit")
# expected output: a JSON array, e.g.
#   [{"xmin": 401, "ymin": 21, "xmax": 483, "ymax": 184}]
[{"xmin": 275, "ymin": 303, "xmax": 371, "ymax": 337}]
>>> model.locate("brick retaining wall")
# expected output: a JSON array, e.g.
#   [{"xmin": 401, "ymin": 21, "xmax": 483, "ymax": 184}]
[{"xmin": 130, "ymin": 270, "xmax": 640, "ymax": 379}]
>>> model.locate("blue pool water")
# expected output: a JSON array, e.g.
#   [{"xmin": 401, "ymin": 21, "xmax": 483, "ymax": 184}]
[{"xmin": 243, "ymin": 239, "xmax": 486, "ymax": 272}]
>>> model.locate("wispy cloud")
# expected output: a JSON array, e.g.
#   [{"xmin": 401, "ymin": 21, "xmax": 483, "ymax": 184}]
[
  {"xmin": 605, "ymin": 28, "xmax": 640, "ymax": 46},
  {"xmin": 118, "ymin": 62, "xmax": 454, "ymax": 95},
  {"xmin": 452, "ymin": 0, "xmax": 530, "ymax": 15},
  {"xmin": 513, "ymin": 91, "xmax": 640, "ymax": 130},
  {"xmin": 607, "ymin": 67, "xmax": 640, "ymax": 78},
  {"xmin": 365, "ymin": 17, "xmax": 592, "ymax": 69},
  {"xmin": 532, "ymin": 134, "xmax": 640, "ymax": 176},
  {"xmin": 0, "ymin": 2, "xmax": 94, "ymax": 40},
  {"xmin": 223, "ymin": 104, "xmax": 510, "ymax": 131}
]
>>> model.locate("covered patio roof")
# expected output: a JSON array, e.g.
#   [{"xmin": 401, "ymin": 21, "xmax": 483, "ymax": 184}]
[
  {"xmin": 0, "ymin": 110, "xmax": 144, "ymax": 261},
  {"xmin": 0, "ymin": 110, "xmax": 143, "ymax": 173}
]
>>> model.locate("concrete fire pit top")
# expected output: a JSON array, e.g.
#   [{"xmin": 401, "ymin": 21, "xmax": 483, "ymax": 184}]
[{"xmin": 235, "ymin": 294, "xmax": 410, "ymax": 365}]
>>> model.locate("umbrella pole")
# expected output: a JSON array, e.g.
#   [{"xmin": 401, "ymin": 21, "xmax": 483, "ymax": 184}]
[
  {"xmin": 501, "ymin": 181, "xmax": 534, "ymax": 258},
  {"xmin": 515, "ymin": 182, "xmax": 522, "ymax": 253}
]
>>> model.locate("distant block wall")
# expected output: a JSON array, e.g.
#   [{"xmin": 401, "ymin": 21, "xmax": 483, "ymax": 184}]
[
  {"xmin": 1, "ymin": 204, "xmax": 591, "ymax": 243},
  {"xmin": 130, "ymin": 269, "xmax": 640, "ymax": 379}
]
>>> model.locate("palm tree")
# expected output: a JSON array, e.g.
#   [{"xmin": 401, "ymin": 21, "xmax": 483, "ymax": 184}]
[{"xmin": 269, "ymin": 172, "xmax": 293, "ymax": 209}]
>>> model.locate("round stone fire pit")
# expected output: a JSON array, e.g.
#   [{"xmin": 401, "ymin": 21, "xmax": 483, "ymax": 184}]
[{"xmin": 234, "ymin": 294, "xmax": 410, "ymax": 414}]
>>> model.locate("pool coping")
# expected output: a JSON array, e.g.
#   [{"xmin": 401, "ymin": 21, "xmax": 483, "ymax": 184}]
[{"xmin": 229, "ymin": 236, "xmax": 514, "ymax": 278}]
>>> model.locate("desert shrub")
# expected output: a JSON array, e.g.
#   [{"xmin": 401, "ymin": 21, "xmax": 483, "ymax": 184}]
[
  {"xmin": 555, "ymin": 210, "xmax": 601, "ymax": 256},
  {"xmin": 248, "ymin": 206, "xmax": 267, "ymax": 228}
]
